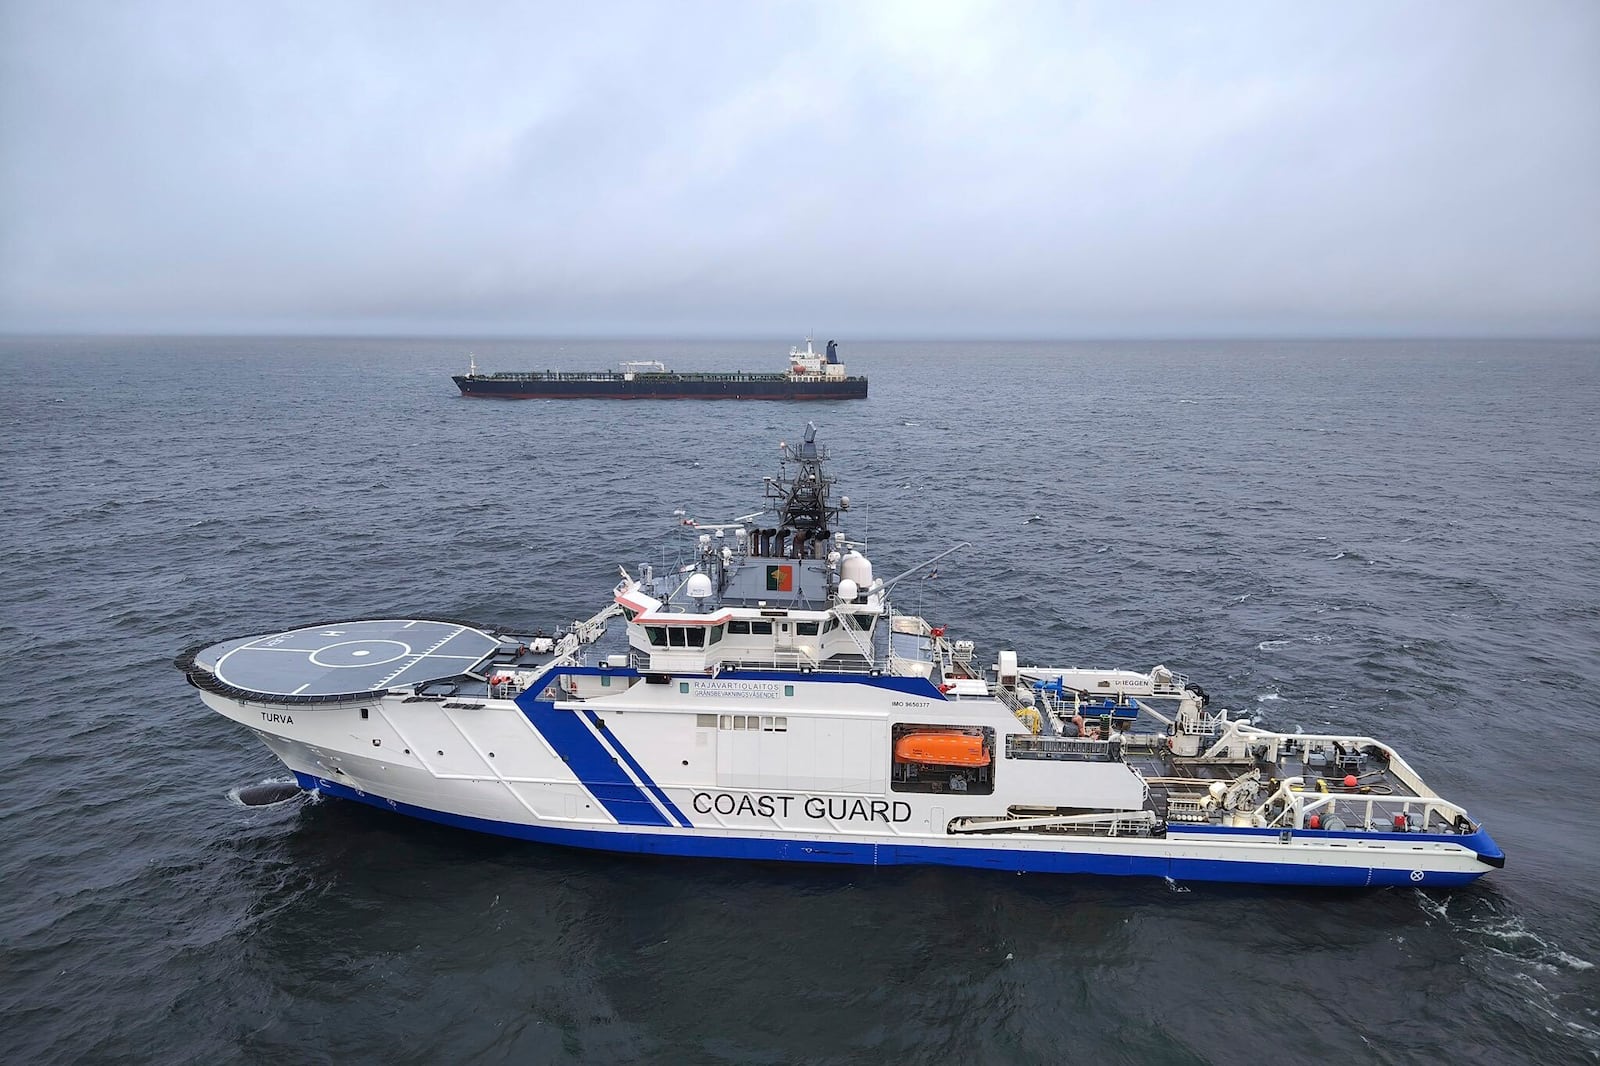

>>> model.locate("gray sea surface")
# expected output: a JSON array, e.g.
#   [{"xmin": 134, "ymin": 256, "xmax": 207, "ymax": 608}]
[{"xmin": 1, "ymin": 336, "xmax": 1597, "ymax": 1064}]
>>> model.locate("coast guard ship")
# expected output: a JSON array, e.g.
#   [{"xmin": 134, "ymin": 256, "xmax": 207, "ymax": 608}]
[{"xmin": 176, "ymin": 426, "xmax": 1504, "ymax": 887}]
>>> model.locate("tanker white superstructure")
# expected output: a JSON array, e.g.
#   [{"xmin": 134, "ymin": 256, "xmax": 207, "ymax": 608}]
[{"xmin": 177, "ymin": 426, "xmax": 1504, "ymax": 887}]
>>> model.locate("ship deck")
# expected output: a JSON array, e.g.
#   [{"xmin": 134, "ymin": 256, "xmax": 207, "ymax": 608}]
[
  {"xmin": 180, "ymin": 619, "xmax": 530, "ymax": 703},
  {"xmin": 1120, "ymin": 747, "xmax": 1442, "ymax": 833}
]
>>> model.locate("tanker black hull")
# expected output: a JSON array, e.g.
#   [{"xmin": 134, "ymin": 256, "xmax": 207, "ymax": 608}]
[{"xmin": 453, "ymin": 373, "xmax": 868, "ymax": 400}]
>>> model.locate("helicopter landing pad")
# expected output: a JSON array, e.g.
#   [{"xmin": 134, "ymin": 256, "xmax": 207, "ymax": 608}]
[{"xmin": 200, "ymin": 619, "xmax": 500, "ymax": 698}]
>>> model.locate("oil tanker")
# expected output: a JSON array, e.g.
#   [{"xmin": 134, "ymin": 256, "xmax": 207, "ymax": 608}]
[{"xmin": 453, "ymin": 337, "xmax": 867, "ymax": 400}]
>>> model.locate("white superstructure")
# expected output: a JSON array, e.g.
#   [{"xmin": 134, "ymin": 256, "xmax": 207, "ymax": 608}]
[{"xmin": 788, "ymin": 336, "xmax": 850, "ymax": 380}]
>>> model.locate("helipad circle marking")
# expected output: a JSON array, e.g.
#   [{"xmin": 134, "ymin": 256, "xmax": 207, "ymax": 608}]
[{"xmin": 309, "ymin": 640, "xmax": 412, "ymax": 668}]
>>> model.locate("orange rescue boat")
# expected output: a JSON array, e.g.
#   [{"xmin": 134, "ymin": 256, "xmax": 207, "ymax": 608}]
[{"xmin": 894, "ymin": 732, "xmax": 991, "ymax": 767}]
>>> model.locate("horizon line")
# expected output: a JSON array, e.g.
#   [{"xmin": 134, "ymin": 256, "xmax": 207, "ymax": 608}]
[{"xmin": 2, "ymin": 329, "xmax": 1597, "ymax": 344}]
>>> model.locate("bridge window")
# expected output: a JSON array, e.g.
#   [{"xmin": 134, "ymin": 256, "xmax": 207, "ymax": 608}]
[
  {"xmin": 645, "ymin": 626, "xmax": 667, "ymax": 647},
  {"xmin": 796, "ymin": 622, "xmax": 820, "ymax": 636},
  {"xmin": 708, "ymin": 625, "xmax": 724, "ymax": 644},
  {"xmin": 686, "ymin": 627, "xmax": 705, "ymax": 648},
  {"xmin": 751, "ymin": 621, "xmax": 773, "ymax": 635},
  {"xmin": 728, "ymin": 620, "xmax": 751, "ymax": 635},
  {"xmin": 668, "ymin": 627, "xmax": 688, "ymax": 648}
]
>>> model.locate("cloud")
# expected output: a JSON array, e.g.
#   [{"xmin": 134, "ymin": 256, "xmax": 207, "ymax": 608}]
[{"xmin": 1, "ymin": 0, "xmax": 1596, "ymax": 335}]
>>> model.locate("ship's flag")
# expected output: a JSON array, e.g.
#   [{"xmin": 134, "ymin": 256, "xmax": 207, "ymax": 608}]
[{"xmin": 766, "ymin": 565, "xmax": 794, "ymax": 592}]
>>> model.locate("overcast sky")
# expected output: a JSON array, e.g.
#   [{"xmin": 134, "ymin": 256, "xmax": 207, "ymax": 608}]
[{"xmin": 1, "ymin": 0, "xmax": 1596, "ymax": 337}]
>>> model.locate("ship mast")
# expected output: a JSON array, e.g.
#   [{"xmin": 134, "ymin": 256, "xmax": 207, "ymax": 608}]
[{"xmin": 767, "ymin": 422, "xmax": 842, "ymax": 541}]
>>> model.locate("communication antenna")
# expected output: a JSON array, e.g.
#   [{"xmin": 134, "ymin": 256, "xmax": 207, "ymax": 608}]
[{"xmin": 881, "ymin": 542, "xmax": 971, "ymax": 592}]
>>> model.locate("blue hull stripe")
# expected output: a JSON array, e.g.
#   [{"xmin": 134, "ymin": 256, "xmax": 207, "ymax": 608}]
[
  {"xmin": 297, "ymin": 775, "xmax": 1487, "ymax": 888},
  {"xmin": 513, "ymin": 696, "xmax": 673, "ymax": 827},
  {"xmin": 580, "ymin": 709, "xmax": 692, "ymax": 828}
]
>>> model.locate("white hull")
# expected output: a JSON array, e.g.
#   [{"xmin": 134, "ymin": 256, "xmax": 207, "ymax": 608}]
[{"xmin": 203, "ymin": 684, "xmax": 1498, "ymax": 887}]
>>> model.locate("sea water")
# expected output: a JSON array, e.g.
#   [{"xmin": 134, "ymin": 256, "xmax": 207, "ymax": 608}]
[{"xmin": 1, "ymin": 336, "xmax": 1597, "ymax": 1063}]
